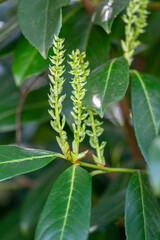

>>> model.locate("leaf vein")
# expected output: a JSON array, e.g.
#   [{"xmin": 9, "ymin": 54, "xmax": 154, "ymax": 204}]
[
  {"xmin": 0, "ymin": 153, "xmax": 56, "ymax": 165},
  {"xmin": 60, "ymin": 164, "xmax": 77, "ymax": 240},
  {"xmin": 101, "ymin": 59, "xmax": 116, "ymax": 111},
  {"xmin": 138, "ymin": 172, "xmax": 147, "ymax": 240},
  {"xmin": 134, "ymin": 71, "xmax": 158, "ymax": 136}
]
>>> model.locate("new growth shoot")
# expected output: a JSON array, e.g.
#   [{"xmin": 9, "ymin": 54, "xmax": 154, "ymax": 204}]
[
  {"xmin": 85, "ymin": 108, "xmax": 106, "ymax": 166},
  {"xmin": 48, "ymin": 36, "xmax": 71, "ymax": 161},
  {"xmin": 121, "ymin": 0, "xmax": 149, "ymax": 64},
  {"xmin": 48, "ymin": 35, "xmax": 106, "ymax": 166},
  {"xmin": 68, "ymin": 50, "xmax": 90, "ymax": 162}
]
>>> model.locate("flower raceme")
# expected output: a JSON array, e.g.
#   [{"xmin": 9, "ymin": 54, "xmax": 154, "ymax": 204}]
[
  {"xmin": 48, "ymin": 35, "xmax": 106, "ymax": 166},
  {"xmin": 121, "ymin": 0, "xmax": 149, "ymax": 64}
]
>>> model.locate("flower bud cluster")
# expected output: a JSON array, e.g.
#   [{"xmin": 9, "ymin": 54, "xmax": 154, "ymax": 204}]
[{"xmin": 122, "ymin": 0, "xmax": 149, "ymax": 64}]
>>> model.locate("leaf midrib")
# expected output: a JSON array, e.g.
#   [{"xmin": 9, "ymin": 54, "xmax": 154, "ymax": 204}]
[
  {"xmin": 60, "ymin": 165, "xmax": 76, "ymax": 240},
  {"xmin": 134, "ymin": 71, "xmax": 158, "ymax": 136},
  {"xmin": 101, "ymin": 59, "xmax": 116, "ymax": 114},
  {"xmin": 138, "ymin": 172, "xmax": 147, "ymax": 240},
  {"xmin": 0, "ymin": 153, "xmax": 56, "ymax": 165}
]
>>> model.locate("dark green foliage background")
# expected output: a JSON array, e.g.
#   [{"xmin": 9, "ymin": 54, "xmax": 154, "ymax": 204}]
[{"xmin": 0, "ymin": 0, "xmax": 160, "ymax": 239}]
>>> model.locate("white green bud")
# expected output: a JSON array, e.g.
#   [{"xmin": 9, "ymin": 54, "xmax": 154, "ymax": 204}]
[{"xmin": 122, "ymin": 0, "xmax": 149, "ymax": 64}]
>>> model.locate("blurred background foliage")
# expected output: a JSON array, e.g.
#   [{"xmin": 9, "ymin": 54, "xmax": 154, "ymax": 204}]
[{"xmin": 0, "ymin": 0, "xmax": 160, "ymax": 239}]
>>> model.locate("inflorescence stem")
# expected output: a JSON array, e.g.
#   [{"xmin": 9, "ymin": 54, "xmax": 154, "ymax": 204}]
[{"xmin": 79, "ymin": 161, "xmax": 148, "ymax": 174}]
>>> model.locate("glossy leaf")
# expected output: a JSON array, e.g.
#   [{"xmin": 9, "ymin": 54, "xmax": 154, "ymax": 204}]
[
  {"xmin": 131, "ymin": 72, "xmax": 160, "ymax": 163},
  {"xmin": 12, "ymin": 36, "xmax": 49, "ymax": 86},
  {"xmin": 92, "ymin": 0, "xmax": 129, "ymax": 33},
  {"xmin": 149, "ymin": 137, "xmax": 160, "ymax": 196},
  {"xmin": 20, "ymin": 160, "xmax": 69, "ymax": 233},
  {"xmin": 61, "ymin": 10, "xmax": 110, "ymax": 70},
  {"xmin": 125, "ymin": 172, "xmax": 160, "ymax": 240},
  {"xmin": 84, "ymin": 57, "xmax": 129, "ymax": 117},
  {"xmin": 86, "ymin": 25, "xmax": 110, "ymax": 71},
  {"xmin": 35, "ymin": 165, "xmax": 92, "ymax": 240},
  {"xmin": 18, "ymin": 0, "xmax": 70, "ymax": 58},
  {"xmin": 0, "ymin": 145, "xmax": 57, "ymax": 181}
]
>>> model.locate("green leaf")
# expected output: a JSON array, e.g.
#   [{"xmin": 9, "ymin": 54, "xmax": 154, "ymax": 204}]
[
  {"xmin": 60, "ymin": 9, "xmax": 110, "ymax": 125},
  {"xmin": 35, "ymin": 165, "xmax": 92, "ymax": 240},
  {"xmin": 91, "ymin": 172, "xmax": 130, "ymax": 231},
  {"xmin": 0, "ymin": 145, "xmax": 57, "ymax": 181},
  {"xmin": 86, "ymin": 25, "xmax": 110, "ymax": 71},
  {"xmin": 84, "ymin": 57, "xmax": 129, "ymax": 117},
  {"xmin": 131, "ymin": 72, "xmax": 160, "ymax": 163},
  {"xmin": 91, "ymin": 189, "xmax": 126, "ymax": 231},
  {"xmin": 0, "ymin": 38, "xmax": 17, "ymax": 57},
  {"xmin": 0, "ymin": 82, "xmax": 49, "ymax": 133},
  {"xmin": 12, "ymin": 35, "xmax": 49, "ymax": 86},
  {"xmin": 61, "ymin": 10, "xmax": 91, "ymax": 53},
  {"xmin": 148, "ymin": 137, "xmax": 160, "ymax": 196},
  {"xmin": 0, "ymin": 16, "xmax": 18, "ymax": 42},
  {"xmin": 125, "ymin": 171, "xmax": 160, "ymax": 240},
  {"xmin": 61, "ymin": 9, "xmax": 110, "ymax": 72},
  {"xmin": 18, "ymin": 0, "xmax": 70, "ymax": 58},
  {"xmin": 62, "ymin": 9, "xmax": 110, "ymax": 70},
  {"xmin": 20, "ymin": 160, "xmax": 69, "ymax": 234},
  {"xmin": 92, "ymin": 0, "xmax": 129, "ymax": 34}
]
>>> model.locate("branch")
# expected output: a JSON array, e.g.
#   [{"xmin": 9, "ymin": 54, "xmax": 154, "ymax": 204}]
[
  {"xmin": 119, "ymin": 96, "xmax": 143, "ymax": 160},
  {"xmin": 16, "ymin": 71, "xmax": 47, "ymax": 145},
  {"xmin": 81, "ymin": 0, "xmax": 94, "ymax": 13}
]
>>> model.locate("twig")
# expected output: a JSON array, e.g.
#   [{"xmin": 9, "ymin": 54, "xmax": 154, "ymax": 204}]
[
  {"xmin": 81, "ymin": 0, "xmax": 94, "ymax": 13},
  {"xmin": 16, "ymin": 71, "xmax": 47, "ymax": 145},
  {"xmin": 148, "ymin": 1, "xmax": 160, "ymax": 9},
  {"xmin": 119, "ymin": 96, "xmax": 142, "ymax": 160},
  {"xmin": 79, "ymin": 161, "xmax": 147, "ymax": 174}
]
